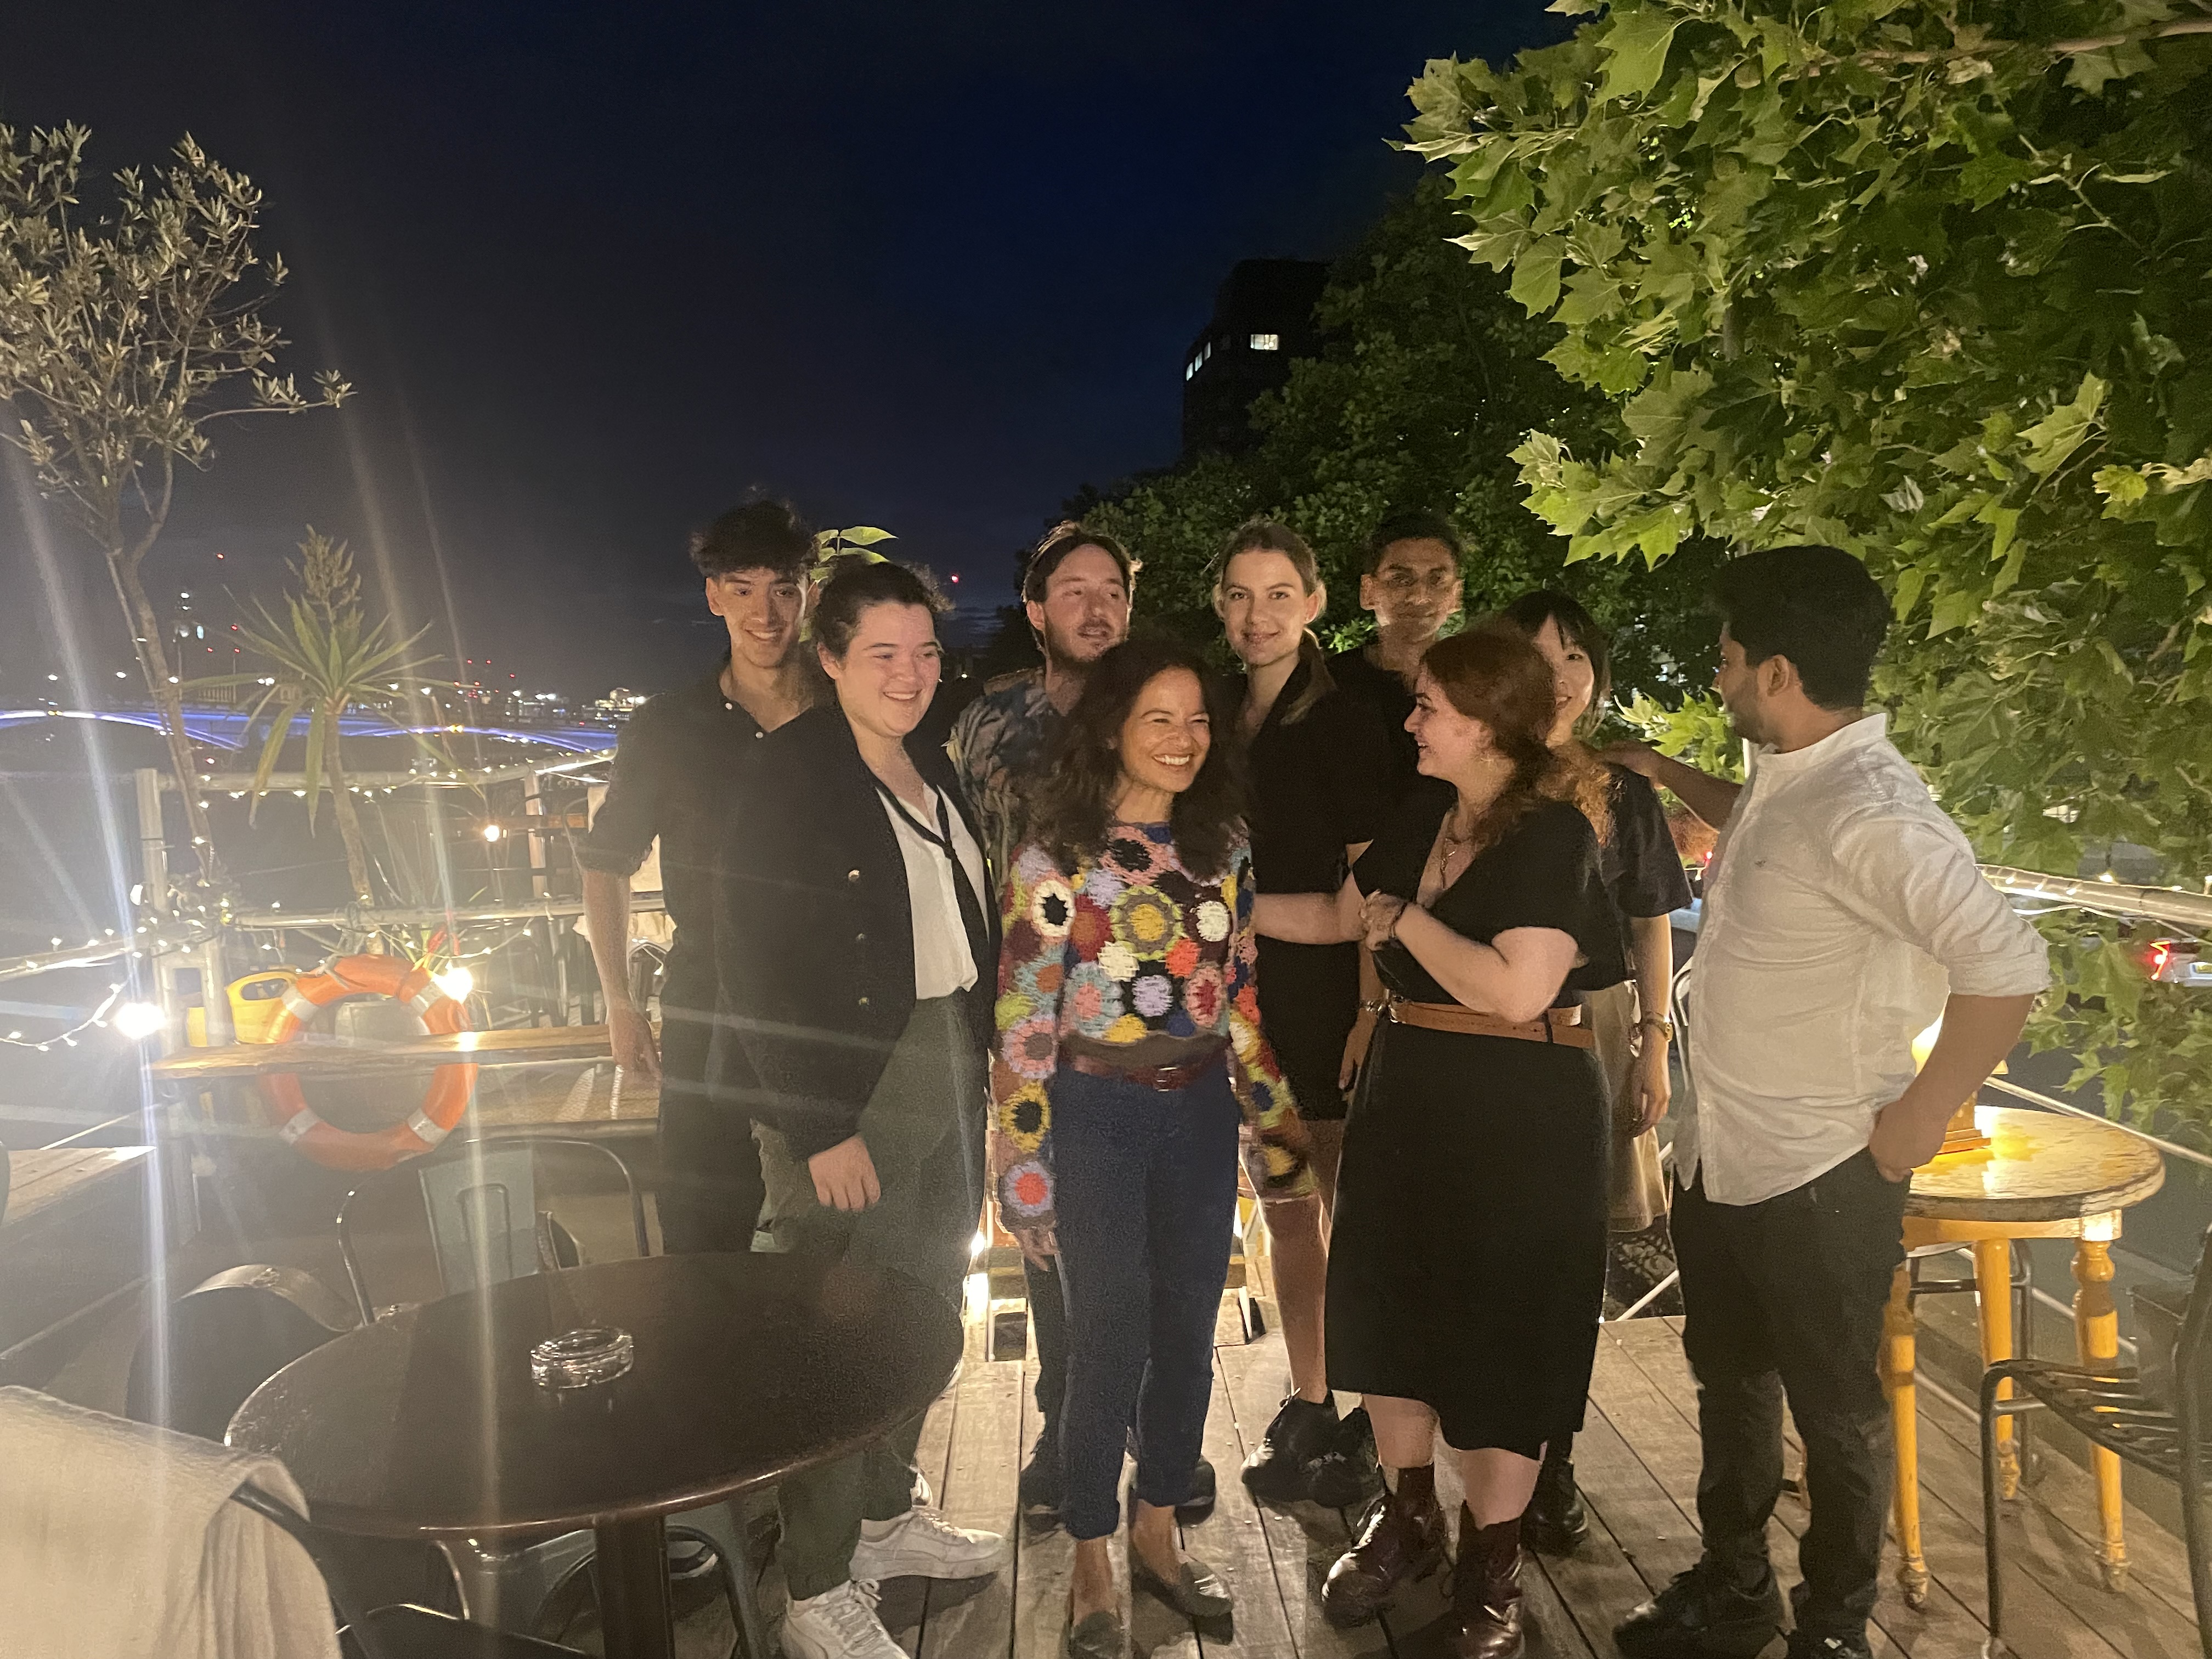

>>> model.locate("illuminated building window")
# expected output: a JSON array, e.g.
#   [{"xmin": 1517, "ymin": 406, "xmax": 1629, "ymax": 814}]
[{"xmin": 1249, "ymin": 332, "xmax": 1280, "ymax": 352}]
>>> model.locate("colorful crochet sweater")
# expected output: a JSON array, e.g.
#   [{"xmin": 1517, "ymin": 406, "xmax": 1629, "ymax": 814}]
[{"xmin": 991, "ymin": 823, "xmax": 1311, "ymax": 1231}]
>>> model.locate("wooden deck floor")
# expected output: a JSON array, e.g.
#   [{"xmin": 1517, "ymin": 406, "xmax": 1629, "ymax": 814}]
[{"xmin": 739, "ymin": 1304, "xmax": 2205, "ymax": 1659}]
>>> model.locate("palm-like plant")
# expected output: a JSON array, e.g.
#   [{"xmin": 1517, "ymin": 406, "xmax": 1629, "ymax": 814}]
[{"xmin": 194, "ymin": 528, "xmax": 439, "ymax": 906}]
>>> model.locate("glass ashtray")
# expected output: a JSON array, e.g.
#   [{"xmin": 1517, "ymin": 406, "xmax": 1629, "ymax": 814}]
[{"xmin": 531, "ymin": 1326, "xmax": 635, "ymax": 1390}]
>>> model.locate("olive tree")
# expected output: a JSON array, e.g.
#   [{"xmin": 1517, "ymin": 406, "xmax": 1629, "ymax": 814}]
[{"xmin": 0, "ymin": 123, "xmax": 350, "ymax": 885}]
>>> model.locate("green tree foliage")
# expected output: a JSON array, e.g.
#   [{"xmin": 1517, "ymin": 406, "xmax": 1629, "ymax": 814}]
[
  {"xmin": 0, "ymin": 125, "xmax": 350, "ymax": 885},
  {"xmin": 1406, "ymin": 2, "xmax": 2212, "ymax": 1131},
  {"xmin": 194, "ymin": 531, "xmax": 438, "ymax": 908},
  {"xmin": 1088, "ymin": 177, "xmax": 1725, "ymax": 701}
]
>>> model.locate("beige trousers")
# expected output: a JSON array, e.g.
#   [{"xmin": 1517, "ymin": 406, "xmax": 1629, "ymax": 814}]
[{"xmin": 1586, "ymin": 980, "xmax": 1669, "ymax": 1234}]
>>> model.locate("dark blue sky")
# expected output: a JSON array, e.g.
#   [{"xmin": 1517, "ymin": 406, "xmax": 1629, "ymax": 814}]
[{"xmin": 1, "ymin": 3, "xmax": 1564, "ymax": 696}]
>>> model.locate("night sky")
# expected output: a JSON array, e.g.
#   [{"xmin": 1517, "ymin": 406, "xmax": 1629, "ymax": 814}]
[{"xmin": 1, "ymin": 3, "xmax": 1564, "ymax": 698}]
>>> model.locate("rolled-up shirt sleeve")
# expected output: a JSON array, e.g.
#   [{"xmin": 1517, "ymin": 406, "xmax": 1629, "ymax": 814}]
[
  {"xmin": 1832, "ymin": 809, "xmax": 2052, "ymax": 998},
  {"xmin": 577, "ymin": 704, "xmax": 667, "ymax": 878}
]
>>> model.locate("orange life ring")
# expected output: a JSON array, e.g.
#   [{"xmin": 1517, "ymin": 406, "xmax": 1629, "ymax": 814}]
[{"xmin": 256, "ymin": 955, "xmax": 477, "ymax": 1171}]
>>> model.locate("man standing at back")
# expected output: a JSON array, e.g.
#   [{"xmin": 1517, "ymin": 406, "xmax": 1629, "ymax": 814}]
[
  {"xmin": 953, "ymin": 521, "xmax": 1229, "ymax": 1521},
  {"xmin": 580, "ymin": 500, "xmax": 816, "ymax": 1256},
  {"xmin": 1613, "ymin": 546, "xmax": 2049, "ymax": 1659},
  {"xmin": 1327, "ymin": 510, "xmax": 1465, "ymax": 797}
]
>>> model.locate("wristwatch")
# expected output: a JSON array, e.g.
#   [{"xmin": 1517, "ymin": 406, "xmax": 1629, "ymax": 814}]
[{"xmin": 1638, "ymin": 1015, "xmax": 1677, "ymax": 1043}]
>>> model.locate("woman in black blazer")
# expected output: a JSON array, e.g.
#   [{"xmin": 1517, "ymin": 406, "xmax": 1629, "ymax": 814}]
[{"xmin": 714, "ymin": 557, "xmax": 1006, "ymax": 1659}]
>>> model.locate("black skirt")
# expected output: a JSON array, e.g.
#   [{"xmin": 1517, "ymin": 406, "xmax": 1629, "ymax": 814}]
[{"xmin": 1324, "ymin": 1017, "xmax": 1609, "ymax": 1456}]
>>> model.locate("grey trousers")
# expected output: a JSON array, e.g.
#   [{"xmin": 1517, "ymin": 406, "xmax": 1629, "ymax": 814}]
[{"xmin": 753, "ymin": 996, "xmax": 983, "ymax": 1601}]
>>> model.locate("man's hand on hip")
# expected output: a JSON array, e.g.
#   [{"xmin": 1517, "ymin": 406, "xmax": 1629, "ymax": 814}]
[
  {"xmin": 809, "ymin": 1135, "xmax": 883, "ymax": 1212},
  {"xmin": 1867, "ymin": 1096, "xmax": 1945, "ymax": 1183},
  {"xmin": 608, "ymin": 1003, "xmax": 661, "ymax": 1082}
]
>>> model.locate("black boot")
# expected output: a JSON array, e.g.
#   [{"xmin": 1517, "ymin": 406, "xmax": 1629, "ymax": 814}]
[
  {"xmin": 1309, "ymin": 1404, "xmax": 1385, "ymax": 1509},
  {"xmin": 1240, "ymin": 1393, "xmax": 1341, "ymax": 1502},
  {"xmin": 1521, "ymin": 1442, "xmax": 1588, "ymax": 1554},
  {"xmin": 1615, "ymin": 1560, "xmax": 1784, "ymax": 1659}
]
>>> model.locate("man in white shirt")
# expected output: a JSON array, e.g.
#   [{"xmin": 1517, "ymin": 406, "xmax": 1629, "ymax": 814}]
[{"xmin": 1612, "ymin": 546, "xmax": 2049, "ymax": 1659}]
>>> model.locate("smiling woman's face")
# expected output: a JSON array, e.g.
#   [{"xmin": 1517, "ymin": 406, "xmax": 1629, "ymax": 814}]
[
  {"xmin": 821, "ymin": 601, "xmax": 941, "ymax": 743},
  {"xmin": 1115, "ymin": 667, "xmax": 1212, "ymax": 803}
]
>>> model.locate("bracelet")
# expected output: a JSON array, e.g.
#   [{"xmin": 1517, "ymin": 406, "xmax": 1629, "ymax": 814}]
[{"xmin": 1638, "ymin": 1015, "xmax": 1677, "ymax": 1043}]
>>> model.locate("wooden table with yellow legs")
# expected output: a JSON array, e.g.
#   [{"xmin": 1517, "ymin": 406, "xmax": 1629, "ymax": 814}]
[{"xmin": 1883, "ymin": 1104, "xmax": 2166, "ymax": 1605}]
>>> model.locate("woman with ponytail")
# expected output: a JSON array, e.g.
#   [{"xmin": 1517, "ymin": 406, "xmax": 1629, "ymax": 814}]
[{"xmin": 1257, "ymin": 627, "xmax": 1624, "ymax": 1659}]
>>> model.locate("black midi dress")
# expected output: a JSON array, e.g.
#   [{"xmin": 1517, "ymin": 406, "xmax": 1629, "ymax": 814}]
[{"xmin": 1325, "ymin": 791, "xmax": 1627, "ymax": 1457}]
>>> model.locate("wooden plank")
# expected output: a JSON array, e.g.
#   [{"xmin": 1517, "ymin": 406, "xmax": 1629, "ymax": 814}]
[
  {"xmin": 893, "ymin": 1380, "xmax": 964, "ymax": 1656},
  {"xmin": 149, "ymin": 1023, "xmax": 618, "ymax": 1080},
  {"xmin": 1571, "ymin": 1369, "xmax": 1705, "ymax": 1595},
  {"xmin": 1182, "ymin": 1363, "xmax": 1300, "ymax": 1659},
  {"xmin": 917, "ymin": 1357, "xmax": 1022, "ymax": 1659},
  {"xmin": 1215, "ymin": 1339, "xmax": 1385, "ymax": 1659},
  {"xmin": 1900, "ymin": 1378, "xmax": 2202, "ymax": 1656},
  {"xmin": 1610, "ymin": 1336, "xmax": 1973, "ymax": 1659},
  {"xmin": 0, "ymin": 1147, "xmax": 151, "ymax": 1229}
]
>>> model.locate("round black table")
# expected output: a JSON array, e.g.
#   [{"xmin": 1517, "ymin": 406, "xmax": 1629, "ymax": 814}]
[{"xmin": 227, "ymin": 1251, "xmax": 963, "ymax": 1659}]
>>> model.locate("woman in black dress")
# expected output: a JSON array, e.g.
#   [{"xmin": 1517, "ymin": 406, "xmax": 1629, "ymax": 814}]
[
  {"xmin": 1498, "ymin": 590, "xmax": 1694, "ymax": 1552},
  {"xmin": 1256, "ymin": 626, "xmax": 1623, "ymax": 1659}
]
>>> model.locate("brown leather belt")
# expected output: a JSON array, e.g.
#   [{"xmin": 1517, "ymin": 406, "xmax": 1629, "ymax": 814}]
[
  {"xmin": 1384, "ymin": 996, "xmax": 1594, "ymax": 1049},
  {"xmin": 1062, "ymin": 1042, "xmax": 1227, "ymax": 1092}
]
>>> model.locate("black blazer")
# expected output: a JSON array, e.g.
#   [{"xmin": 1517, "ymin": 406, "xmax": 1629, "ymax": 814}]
[{"xmin": 712, "ymin": 704, "xmax": 998, "ymax": 1161}]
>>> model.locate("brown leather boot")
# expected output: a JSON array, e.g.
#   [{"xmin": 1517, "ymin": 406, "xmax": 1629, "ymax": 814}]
[
  {"xmin": 1451, "ymin": 1505, "xmax": 1526, "ymax": 1659},
  {"xmin": 1321, "ymin": 1464, "xmax": 1447, "ymax": 1627}
]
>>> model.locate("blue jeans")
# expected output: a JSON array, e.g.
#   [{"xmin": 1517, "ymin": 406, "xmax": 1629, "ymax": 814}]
[{"xmin": 1050, "ymin": 1059, "xmax": 1242, "ymax": 1541}]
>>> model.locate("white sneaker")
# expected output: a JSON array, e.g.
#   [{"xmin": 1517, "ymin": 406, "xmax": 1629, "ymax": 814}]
[
  {"xmin": 783, "ymin": 1579, "xmax": 903, "ymax": 1659},
  {"xmin": 848, "ymin": 1504, "xmax": 1008, "ymax": 1582}
]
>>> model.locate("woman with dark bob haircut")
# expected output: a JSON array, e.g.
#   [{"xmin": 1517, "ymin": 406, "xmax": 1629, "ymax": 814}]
[
  {"xmin": 715, "ymin": 555, "xmax": 1009, "ymax": 1659},
  {"xmin": 1259, "ymin": 627, "xmax": 1625, "ymax": 1659},
  {"xmin": 991, "ymin": 635, "xmax": 1312, "ymax": 1657}
]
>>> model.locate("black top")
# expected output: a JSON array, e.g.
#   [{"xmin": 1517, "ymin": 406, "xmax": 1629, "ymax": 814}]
[
  {"xmin": 713, "ymin": 705, "xmax": 998, "ymax": 1161},
  {"xmin": 1243, "ymin": 658, "xmax": 1398, "ymax": 896},
  {"xmin": 1354, "ymin": 793, "xmax": 1627, "ymax": 1006},
  {"xmin": 1327, "ymin": 645, "xmax": 1420, "ymax": 800},
  {"xmin": 1598, "ymin": 765, "xmax": 1694, "ymax": 956},
  {"xmin": 578, "ymin": 657, "xmax": 769, "ymax": 977}
]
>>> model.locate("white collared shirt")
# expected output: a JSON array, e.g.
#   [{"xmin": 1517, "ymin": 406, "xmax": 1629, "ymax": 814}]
[
  {"xmin": 880, "ymin": 782, "xmax": 988, "ymax": 1001},
  {"xmin": 1678, "ymin": 713, "xmax": 2050, "ymax": 1206}
]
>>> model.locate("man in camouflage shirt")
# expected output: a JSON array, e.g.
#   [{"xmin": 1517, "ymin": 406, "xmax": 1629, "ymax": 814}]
[{"xmin": 951, "ymin": 521, "xmax": 1235, "ymax": 1520}]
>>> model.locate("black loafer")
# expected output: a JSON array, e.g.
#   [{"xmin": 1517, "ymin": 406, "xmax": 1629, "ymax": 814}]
[
  {"xmin": 1065, "ymin": 1609, "xmax": 1125, "ymax": 1659},
  {"xmin": 1132, "ymin": 1553, "xmax": 1234, "ymax": 1621}
]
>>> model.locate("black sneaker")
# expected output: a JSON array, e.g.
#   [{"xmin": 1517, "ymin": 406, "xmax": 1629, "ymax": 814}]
[
  {"xmin": 1020, "ymin": 1422, "xmax": 1064, "ymax": 1517},
  {"xmin": 1522, "ymin": 1449, "xmax": 1589, "ymax": 1554},
  {"xmin": 1308, "ymin": 1404, "xmax": 1383, "ymax": 1509},
  {"xmin": 1121, "ymin": 1430, "xmax": 1217, "ymax": 1523},
  {"xmin": 1785, "ymin": 1634, "xmax": 1871, "ymax": 1659},
  {"xmin": 1615, "ymin": 1562, "xmax": 1784, "ymax": 1659},
  {"xmin": 1240, "ymin": 1394, "xmax": 1342, "ymax": 1503}
]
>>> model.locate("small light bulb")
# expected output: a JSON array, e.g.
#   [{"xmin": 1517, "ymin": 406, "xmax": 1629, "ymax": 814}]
[
  {"xmin": 114, "ymin": 1002, "xmax": 168, "ymax": 1041},
  {"xmin": 432, "ymin": 965, "xmax": 475, "ymax": 1002},
  {"xmin": 482, "ymin": 823, "xmax": 503, "ymax": 842}
]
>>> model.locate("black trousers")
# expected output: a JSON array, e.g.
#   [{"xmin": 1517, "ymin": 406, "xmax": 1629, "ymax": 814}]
[
  {"xmin": 656, "ymin": 964, "xmax": 766, "ymax": 1256},
  {"xmin": 1672, "ymin": 1149, "xmax": 1908, "ymax": 1641}
]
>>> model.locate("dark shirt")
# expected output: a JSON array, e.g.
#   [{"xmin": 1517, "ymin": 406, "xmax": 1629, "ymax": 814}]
[
  {"xmin": 1243, "ymin": 658, "xmax": 1397, "ymax": 895},
  {"xmin": 1355, "ymin": 794, "xmax": 1628, "ymax": 1003},
  {"xmin": 1327, "ymin": 644, "xmax": 1420, "ymax": 800},
  {"xmin": 715, "ymin": 706, "xmax": 997, "ymax": 1161},
  {"xmin": 947, "ymin": 668, "xmax": 1062, "ymax": 887},
  {"xmin": 1599, "ymin": 764, "xmax": 1695, "ymax": 959},
  {"xmin": 577, "ymin": 657, "xmax": 768, "ymax": 986}
]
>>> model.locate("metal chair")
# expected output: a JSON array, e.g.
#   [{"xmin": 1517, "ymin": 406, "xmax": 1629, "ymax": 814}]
[
  {"xmin": 230, "ymin": 1484, "xmax": 585, "ymax": 1659},
  {"xmin": 1981, "ymin": 1221, "xmax": 2212, "ymax": 1659},
  {"xmin": 333, "ymin": 1135, "xmax": 764, "ymax": 1658}
]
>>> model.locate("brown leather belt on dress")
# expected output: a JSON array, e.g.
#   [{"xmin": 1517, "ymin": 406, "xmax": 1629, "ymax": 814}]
[
  {"xmin": 1383, "ymin": 995, "xmax": 1595, "ymax": 1049},
  {"xmin": 1062, "ymin": 1042, "xmax": 1227, "ymax": 1092}
]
